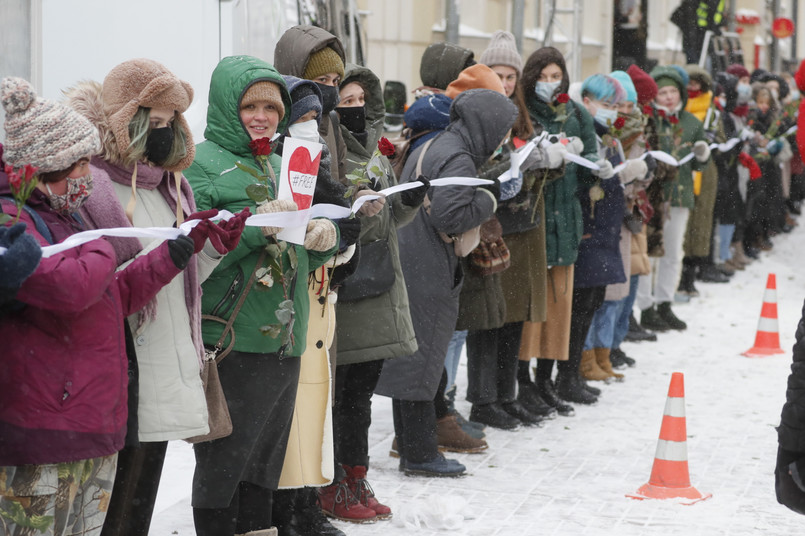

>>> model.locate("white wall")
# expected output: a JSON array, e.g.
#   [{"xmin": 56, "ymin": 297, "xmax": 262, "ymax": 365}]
[{"xmin": 40, "ymin": 0, "xmax": 221, "ymax": 141}]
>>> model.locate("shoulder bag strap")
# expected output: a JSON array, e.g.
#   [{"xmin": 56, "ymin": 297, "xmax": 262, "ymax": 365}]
[
  {"xmin": 204, "ymin": 250, "xmax": 267, "ymax": 363},
  {"xmin": 417, "ymin": 138, "xmax": 435, "ymax": 212}
]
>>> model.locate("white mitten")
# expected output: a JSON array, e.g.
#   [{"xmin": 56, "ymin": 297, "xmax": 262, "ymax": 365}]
[
  {"xmin": 544, "ymin": 143, "xmax": 567, "ymax": 169},
  {"xmin": 693, "ymin": 140, "xmax": 711, "ymax": 162},
  {"xmin": 565, "ymin": 137, "xmax": 585, "ymax": 155},
  {"xmin": 593, "ymin": 159, "xmax": 615, "ymax": 179},
  {"xmin": 618, "ymin": 159, "xmax": 649, "ymax": 184},
  {"xmin": 303, "ymin": 219, "xmax": 338, "ymax": 251},
  {"xmin": 257, "ymin": 199, "xmax": 297, "ymax": 237}
]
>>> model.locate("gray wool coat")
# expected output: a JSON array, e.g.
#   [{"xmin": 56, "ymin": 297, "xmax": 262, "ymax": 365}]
[{"xmin": 374, "ymin": 89, "xmax": 518, "ymax": 401}]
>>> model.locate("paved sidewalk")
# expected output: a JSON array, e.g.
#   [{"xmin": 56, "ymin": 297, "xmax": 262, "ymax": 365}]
[{"xmin": 152, "ymin": 222, "xmax": 805, "ymax": 535}]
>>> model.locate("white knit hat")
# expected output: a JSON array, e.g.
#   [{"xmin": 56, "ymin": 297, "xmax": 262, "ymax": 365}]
[
  {"xmin": 479, "ymin": 30, "xmax": 523, "ymax": 77},
  {"xmin": 2, "ymin": 77, "xmax": 100, "ymax": 172}
]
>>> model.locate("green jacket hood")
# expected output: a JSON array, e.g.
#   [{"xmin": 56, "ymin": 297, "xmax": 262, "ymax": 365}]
[
  {"xmin": 340, "ymin": 64, "xmax": 385, "ymax": 153},
  {"xmin": 274, "ymin": 25, "xmax": 346, "ymax": 79},
  {"xmin": 650, "ymin": 65, "xmax": 688, "ymax": 108},
  {"xmin": 204, "ymin": 55, "xmax": 292, "ymax": 158}
]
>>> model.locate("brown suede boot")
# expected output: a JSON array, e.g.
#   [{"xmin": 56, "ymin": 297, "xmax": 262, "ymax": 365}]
[
  {"xmin": 580, "ymin": 349, "xmax": 611, "ymax": 381},
  {"xmin": 594, "ymin": 348, "xmax": 624, "ymax": 381},
  {"xmin": 436, "ymin": 414, "xmax": 488, "ymax": 453}
]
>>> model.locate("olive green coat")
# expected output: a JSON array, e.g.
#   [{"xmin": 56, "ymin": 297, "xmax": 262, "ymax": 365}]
[{"xmin": 334, "ymin": 64, "xmax": 420, "ymax": 364}]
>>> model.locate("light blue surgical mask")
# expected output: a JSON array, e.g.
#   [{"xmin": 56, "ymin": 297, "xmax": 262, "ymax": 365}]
[
  {"xmin": 790, "ymin": 90, "xmax": 801, "ymax": 101},
  {"xmin": 737, "ymin": 83, "xmax": 752, "ymax": 104},
  {"xmin": 535, "ymin": 81, "xmax": 561, "ymax": 102},
  {"xmin": 594, "ymin": 107, "xmax": 618, "ymax": 127}
]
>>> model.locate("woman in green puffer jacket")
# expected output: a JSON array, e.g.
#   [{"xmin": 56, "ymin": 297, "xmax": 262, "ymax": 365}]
[{"xmin": 185, "ymin": 55, "xmax": 339, "ymax": 536}]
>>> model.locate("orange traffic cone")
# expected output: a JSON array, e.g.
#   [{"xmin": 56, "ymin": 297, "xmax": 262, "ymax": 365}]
[
  {"xmin": 742, "ymin": 273, "xmax": 785, "ymax": 357},
  {"xmin": 627, "ymin": 372, "xmax": 711, "ymax": 504}
]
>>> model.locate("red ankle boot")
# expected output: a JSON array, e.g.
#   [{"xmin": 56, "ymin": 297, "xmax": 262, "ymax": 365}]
[
  {"xmin": 317, "ymin": 478, "xmax": 377, "ymax": 524},
  {"xmin": 344, "ymin": 464, "xmax": 392, "ymax": 520}
]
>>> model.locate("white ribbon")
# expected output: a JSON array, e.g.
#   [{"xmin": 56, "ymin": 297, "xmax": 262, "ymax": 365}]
[{"xmin": 1, "ymin": 178, "xmax": 494, "ymax": 258}]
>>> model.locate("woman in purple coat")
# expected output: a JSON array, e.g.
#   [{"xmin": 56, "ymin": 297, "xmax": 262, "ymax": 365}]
[{"xmin": 0, "ymin": 77, "xmax": 199, "ymax": 536}]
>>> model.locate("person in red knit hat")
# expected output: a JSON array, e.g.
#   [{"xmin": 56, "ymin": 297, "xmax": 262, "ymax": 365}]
[{"xmin": 627, "ymin": 64, "xmax": 658, "ymax": 106}]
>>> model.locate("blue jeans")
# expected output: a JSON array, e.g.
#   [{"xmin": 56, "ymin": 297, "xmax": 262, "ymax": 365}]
[
  {"xmin": 718, "ymin": 224, "xmax": 735, "ymax": 263},
  {"xmin": 584, "ymin": 299, "xmax": 623, "ymax": 350},
  {"xmin": 613, "ymin": 274, "xmax": 640, "ymax": 349},
  {"xmin": 444, "ymin": 330, "xmax": 468, "ymax": 392}
]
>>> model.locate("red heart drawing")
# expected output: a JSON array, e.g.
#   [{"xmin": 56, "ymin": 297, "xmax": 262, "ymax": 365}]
[{"xmin": 287, "ymin": 145, "xmax": 321, "ymax": 210}]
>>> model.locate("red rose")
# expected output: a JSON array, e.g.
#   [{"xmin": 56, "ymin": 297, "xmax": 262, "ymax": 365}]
[
  {"xmin": 613, "ymin": 117, "xmax": 626, "ymax": 130},
  {"xmin": 555, "ymin": 93, "xmax": 570, "ymax": 104},
  {"xmin": 669, "ymin": 116, "xmax": 679, "ymax": 125},
  {"xmin": 7, "ymin": 169, "xmax": 21, "ymax": 193},
  {"xmin": 249, "ymin": 137, "xmax": 273, "ymax": 156},
  {"xmin": 642, "ymin": 105, "xmax": 653, "ymax": 115},
  {"xmin": 657, "ymin": 109, "xmax": 666, "ymax": 118},
  {"xmin": 377, "ymin": 136, "xmax": 395, "ymax": 157}
]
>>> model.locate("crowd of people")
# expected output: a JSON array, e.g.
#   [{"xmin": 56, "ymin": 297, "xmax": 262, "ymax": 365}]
[{"xmin": 2, "ymin": 23, "xmax": 805, "ymax": 536}]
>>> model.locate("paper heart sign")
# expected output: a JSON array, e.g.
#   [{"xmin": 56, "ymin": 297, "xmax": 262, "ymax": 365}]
[{"xmin": 277, "ymin": 137, "xmax": 323, "ymax": 244}]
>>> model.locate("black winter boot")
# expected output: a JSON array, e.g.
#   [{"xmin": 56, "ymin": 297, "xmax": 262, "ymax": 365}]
[
  {"xmin": 678, "ymin": 261, "xmax": 700, "ymax": 296},
  {"xmin": 555, "ymin": 370, "xmax": 598, "ymax": 405},
  {"xmin": 657, "ymin": 301, "xmax": 687, "ymax": 330},
  {"xmin": 624, "ymin": 313, "xmax": 658, "ymax": 342},
  {"xmin": 516, "ymin": 361, "xmax": 557, "ymax": 419},
  {"xmin": 535, "ymin": 377, "xmax": 575, "ymax": 416},
  {"xmin": 641, "ymin": 305, "xmax": 671, "ymax": 332}
]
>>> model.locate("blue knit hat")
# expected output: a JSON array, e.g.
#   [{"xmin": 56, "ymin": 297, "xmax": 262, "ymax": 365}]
[
  {"xmin": 610, "ymin": 70, "xmax": 637, "ymax": 104},
  {"xmin": 282, "ymin": 75, "xmax": 323, "ymax": 125}
]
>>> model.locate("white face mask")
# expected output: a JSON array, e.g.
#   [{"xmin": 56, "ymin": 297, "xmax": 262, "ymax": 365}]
[
  {"xmin": 594, "ymin": 108, "xmax": 618, "ymax": 127},
  {"xmin": 535, "ymin": 81, "xmax": 561, "ymax": 102},
  {"xmin": 287, "ymin": 119, "xmax": 320, "ymax": 143}
]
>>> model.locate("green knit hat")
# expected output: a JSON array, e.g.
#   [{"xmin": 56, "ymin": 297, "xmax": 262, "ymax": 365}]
[
  {"xmin": 655, "ymin": 76, "xmax": 677, "ymax": 89},
  {"xmin": 303, "ymin": 47, "xmax": 345, "ymax": 81}
]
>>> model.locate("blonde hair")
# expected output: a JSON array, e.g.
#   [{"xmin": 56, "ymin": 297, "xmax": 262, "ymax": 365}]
[{"xmin": 126, "ymin": 106, "xmax": 188, "ymax": 168}]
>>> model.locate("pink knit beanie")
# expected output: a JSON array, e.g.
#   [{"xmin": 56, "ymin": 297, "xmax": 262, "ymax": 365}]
[{"xmin": 2, "ymin": 76, "xmax": 100, "ymax": 172}]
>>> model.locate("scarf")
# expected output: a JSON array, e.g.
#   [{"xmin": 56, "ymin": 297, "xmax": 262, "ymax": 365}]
[{"xmin": 79, "ymin": 156, "xmax": 204, "ymax": 366}]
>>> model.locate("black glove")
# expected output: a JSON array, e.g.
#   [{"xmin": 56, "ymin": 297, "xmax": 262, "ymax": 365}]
[
  {"xmin": 168, "ymin": 234, "xmax": 195, "ymax": 270},
  {"xmin": 644, "ymin": 154, "xmax": 657, "ymax": 177},
  {"xmin": 0, "ymin": 222, "xmax": 42, "ymax": 297},
  {"xmin": 483, "ymin": 177, "xmax": 501, "ymax": 202},
  {"xmin": 399, "ymin": 175, "xmax": 431, "ymax": 207},
  {"xmin": 336, "ymin": 217, "xmax": 362, "ymax": 248}
]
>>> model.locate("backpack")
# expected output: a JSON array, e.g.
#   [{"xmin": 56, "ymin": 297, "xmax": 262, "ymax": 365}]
[
  {"xmin": 0, "ymin": 197, "xmax": 54, "ymax": 244},
  {"xmin": 387, "ymin": 128, "xmax": 434, "ymax": 178}
]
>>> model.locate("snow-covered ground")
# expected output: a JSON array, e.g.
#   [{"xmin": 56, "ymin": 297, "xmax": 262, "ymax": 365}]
[{"xmin": 150, "ymin": 219, "xmax": 805, "ymax": 535}]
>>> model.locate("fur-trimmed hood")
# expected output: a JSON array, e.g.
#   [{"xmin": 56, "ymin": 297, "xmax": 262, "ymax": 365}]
[{"xmin": 64, "ymin": 60, "xmax": 195, "ymax": 172}]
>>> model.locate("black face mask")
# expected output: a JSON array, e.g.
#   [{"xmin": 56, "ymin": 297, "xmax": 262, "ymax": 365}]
[
  {"xmin": 336, "ymin": 105, "xmax": 366, "ymax": 134},
  {"xmin": 315, "ymin": 83, "xmax": 341, "ymax": 115},
  {"xmin": 145, "ymin": 126, "xmax": 174, "ymax": 166}
]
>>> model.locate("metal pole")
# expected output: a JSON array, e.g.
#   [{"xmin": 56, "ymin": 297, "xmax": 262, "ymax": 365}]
[
  {"xmin": 572, "ymin": 0, "xmax": 582, "ymax": 82},
  {"xmin": 512, "ymin": 0, "xmax": 525, "ymax": 52},
  {"xmin": 446, "ymin": 0, "xmax": 460, "ymax": 44},
  {"xmin": 792, "ymin": 0, "xmax": 798, "ymax": 61},
  {"xmin": 347, "ymin": 0, "xmax": 357, "ymax": 64},
  {"xmin": 771, "ymin": 0, "xmax": 780, "ymax": 71}
]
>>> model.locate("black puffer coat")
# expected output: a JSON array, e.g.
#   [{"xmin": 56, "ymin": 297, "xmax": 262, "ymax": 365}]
[{"xmin": 776, "ymin": 299, "xmax": 805, "ymax": 515}]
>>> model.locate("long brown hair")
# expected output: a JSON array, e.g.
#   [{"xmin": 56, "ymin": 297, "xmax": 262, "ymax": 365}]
[{"xmin": 511, "ymin": 80, "xmax": 534, "ymax": 139}]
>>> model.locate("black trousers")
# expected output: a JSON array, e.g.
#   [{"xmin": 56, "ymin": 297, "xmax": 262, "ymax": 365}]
[
  {"xmin": 193, "ymin": 481, "xmax": 273, "ymax": 535},
  {"xmin": 466, "ymin": 322, "xmax": 522, "ymax": 405},
  {"xmin": 558, "ymin": 286, "xmax": 606, "ymax": 377},
  {"xmin": 100, "ymin": 441, "xmax": 167, "ymax": 536},
  {"xmin": 333, "ymin": 359, "xmax": 384, "ymax": 467},
  {"xmin": 391, "ymin": 398, "xmax": 438, "ymax": 463}
]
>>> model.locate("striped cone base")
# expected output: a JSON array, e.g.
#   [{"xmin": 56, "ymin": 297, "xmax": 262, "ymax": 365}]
[
  {"xmin": 627, "ymin": 373, "xmax": 711, "ymax": 504},
  {"xmin": 743, "ymin": 273, "xmax": 785, "ymax": 357}
]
